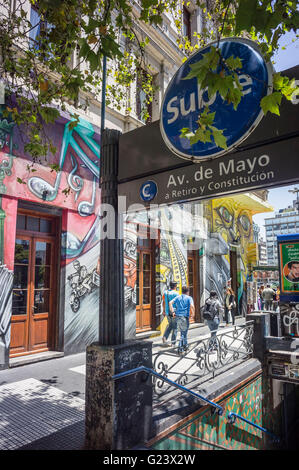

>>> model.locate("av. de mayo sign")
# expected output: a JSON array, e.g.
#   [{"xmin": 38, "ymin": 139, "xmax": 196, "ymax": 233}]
[
  {"xmin": 160, "ymin": 38, "xmax": 272, "ymax": 161},
  {"xmin": 118, "ymin": 65, "xmax": 299, "ymax": 207}
]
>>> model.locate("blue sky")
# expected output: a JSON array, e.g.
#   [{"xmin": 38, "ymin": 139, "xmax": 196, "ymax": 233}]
[
  {"xmin": 253, "ymin": 185, "xmax": 299, "ymax": 239},
  {"xmin": 252, "ymin": 31, "xmax": 299, "ymax": 238},
  {"xmin": 273, "ymin": 30, "xmax": 299, "ymax": 72}
]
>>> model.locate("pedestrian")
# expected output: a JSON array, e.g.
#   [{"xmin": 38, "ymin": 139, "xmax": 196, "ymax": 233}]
[
  {"xmin": 162, "ymin": 281, "xmax": 179, "ymax": 347},
  {"xmin": 262, "ymin": 284, "xmax": 275, "ymax": 311},
  {"xmin": 203, "ymin": 291, "xmax": 223, "ymax": 351},
  {"xmin": 224, "ymin": 286, "xmax": 236, "ymax": 326},
  {"xmin": 169, "ymin": 286, "xmax": 195, "ymax": 354},
  {"xmin": 258, "ymin": 285, "xmax": 264, "ymax": 310}
]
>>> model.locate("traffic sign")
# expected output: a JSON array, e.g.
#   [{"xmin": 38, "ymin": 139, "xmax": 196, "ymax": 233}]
[{"xmin": 160, "ymin": 38, "xmax": 273, "ymax": 161}]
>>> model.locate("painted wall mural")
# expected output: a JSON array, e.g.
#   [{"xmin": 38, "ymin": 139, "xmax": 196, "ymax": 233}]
[
  {"xmin": 154, "ymin": 195, "xmax": 271, "ymax": 333},
  {"xmin": 0, "ymin": 196, "xmax": 17, "ymax": 366},
  {"xmin": 0, "ymin": 109, "xmax": 102, "ymax": 360},
  {"xmin": 0, "ymin": 108, "xmax": 274, "ymax": 362},
  {"xmin": 0, "ymin": 110, "xmax": 100, "ymax": 212},
  {"xmin": 123, "ymin": 223, "xmax": 138, "ymax": 340},
  {"xmin": 155, "ymin": 206, "xmax": 190, "ymax": 335},
  {"xmin": 211, "ymin": 197, "xmax": 252, "ymax": 315},
  {"xmin": 62, "ymin": 211, "xmax": 101, "ymax": 354}
]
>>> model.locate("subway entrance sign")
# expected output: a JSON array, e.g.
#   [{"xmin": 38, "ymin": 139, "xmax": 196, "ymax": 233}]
[
  {"xmin": 118, "ymin": 66, "xmax": 299, "ymax": 208},
  {"xmin": 160, "ymin": 38, "xmax": 272, "ymax": 161}
]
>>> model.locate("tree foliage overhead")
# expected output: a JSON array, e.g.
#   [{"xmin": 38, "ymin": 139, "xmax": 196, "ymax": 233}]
[{"xmin": 0, "ymin": 0, "xmax": 298, "ymax": 161}]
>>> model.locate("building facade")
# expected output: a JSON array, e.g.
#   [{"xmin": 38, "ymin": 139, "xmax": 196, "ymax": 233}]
[
  {"xmin": 0, "ymin": 2, "xmax": 274, "ymax": 369},
  {"xmin": 265, "ymin": 202, "xmax": 299, "ymax": 266}
]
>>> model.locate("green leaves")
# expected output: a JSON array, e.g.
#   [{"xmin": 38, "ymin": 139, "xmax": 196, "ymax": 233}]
[
  {"xmin": 180, "ymin": 108, "xmax": 227, "ymax": 150},
  {"xmin": 261, "ymin": 92, "xmax": 282, "ymax": 115},
  {"xmin": 235, "ymin": 0, "xmax": 258, "ymax": 34},
  {"xmin": 184, "ymin": 47, "xmax": 220, "ymax": 83},
  {"xmin": 210, "ymin": 127, "xmax": 227, "ymax": 149},
  {"xmin": 273, "ymin": 72, "xmax": 299, "ymax": 101},
  {"xmin": 261, "ymin": 72, "xmax": 299, "ymax": 116},
  {"xmin": 0, "ymin": 0, "xmax": 297, "ymax": 165},
  {"xmin": 39, "ymin": 107, "xmax": 60, "ymax": 124}
]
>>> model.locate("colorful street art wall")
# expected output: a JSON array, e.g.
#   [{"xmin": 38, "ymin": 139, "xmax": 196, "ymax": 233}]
[
  {"xmin": 0, "ymin": 108, "xmax": 274, "ymax": 365},
  {"xmin": 154, "ymin": 194, "xmax": 271, "ymax": 334},
  {"xmin": 0, "ymin": 195, "xmax": 16, "ymax": 366},
  {"xmin": 0, "ymin": 110, "xmax": 101, "ymax": 364}
]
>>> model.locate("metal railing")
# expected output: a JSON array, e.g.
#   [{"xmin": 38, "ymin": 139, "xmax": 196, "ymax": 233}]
[
  {"xmin": 152, "ymin": 321, "xmax": 254, "ymax": 396},
  {"xmin": 112, "ymin": 366, "xmax": 280, "ymax": 445},
  {"xmin": 112, "ymin": 366, "xmax": 224, "ymax": 415},
  {"xmin": 227, "ymin": 412, "xmax": 280, "ymax": 443}
]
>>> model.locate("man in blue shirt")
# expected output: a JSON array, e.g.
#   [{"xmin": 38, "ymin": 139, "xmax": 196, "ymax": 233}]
[
  {"xmin": 169, "ymin": 286, "xmax": 195, "ymax": 354},
  {"xmin": 162, "ymin": 281, "xmax": 179, "ymax": 346}
]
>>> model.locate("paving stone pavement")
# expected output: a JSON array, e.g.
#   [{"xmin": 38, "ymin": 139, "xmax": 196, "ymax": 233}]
[
  {"xmin": 0, "ymin": 319, "xmax": 247, "ymax": 450},
  {"xmin": 0, "ymin": 378, "xmax": 85, "ymax": 450}
]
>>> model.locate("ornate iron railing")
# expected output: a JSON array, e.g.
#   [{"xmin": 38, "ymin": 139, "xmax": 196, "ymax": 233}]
[
  {"xmin": 112, "ymin": 366, "xmax": 224, "ymax": 416},
  {"xmin": 152, "ymin": 321, "xmax": 254, "ymax": 397}
]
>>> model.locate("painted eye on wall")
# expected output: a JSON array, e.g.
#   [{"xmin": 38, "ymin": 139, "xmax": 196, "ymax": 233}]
[
  {"xmin": 238, "ymin": 214, "xmax": 250, "ymax": 234},
  {"xmin": 217, "ymin": 206, "xmax": 233, "ymax": 225}
]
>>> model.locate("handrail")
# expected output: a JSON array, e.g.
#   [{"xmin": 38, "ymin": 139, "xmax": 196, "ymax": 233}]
[
  {"xmin": 227, "ymin": 412, "xmax": 280, "ymax": 443},
  {"xmin": 112, "ymin": 366, "xmax": 280, "ymax": 444},
  {"xmin": 112, "ymin": 366, "xmax": 224, "ymax": 415}
]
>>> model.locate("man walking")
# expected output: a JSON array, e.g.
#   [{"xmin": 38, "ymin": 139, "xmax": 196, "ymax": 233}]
[
  {"xmin": 203, "ymin": 291, "xmax": 223, "ymax": 351},
  {"xmin": 162, "ymin": 281, "xmax": 179, "ymax": 346},
  {"xmin": 169, "ymin": 286, "xmax": 195, "ymax": 354},
  {"xmin": 262, "ymin": 284, "xmax": 275, "ymax": 311}
]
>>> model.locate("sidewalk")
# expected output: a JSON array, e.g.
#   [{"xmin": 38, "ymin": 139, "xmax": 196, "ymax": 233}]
[{"xmin": 0, "ymin": 318, "xmax": 247, "ymax": 450}]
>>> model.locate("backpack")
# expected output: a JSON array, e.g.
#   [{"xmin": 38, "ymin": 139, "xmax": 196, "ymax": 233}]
[{"xmin": 203, "ymin": 299, "xmax": 219, "ymax": 320}]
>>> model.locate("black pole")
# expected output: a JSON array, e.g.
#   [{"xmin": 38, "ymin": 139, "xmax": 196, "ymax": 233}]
[
  {"xmin": 101, "ymin": 56, "xmax": 107, "ymax": 134},
  {"xmin": 99, "ymin": 129, "xmax": 124, "ymax": 345},
  {"xmin": 98, "ymin": 53, "xmax": 124, "ymax": 345}
]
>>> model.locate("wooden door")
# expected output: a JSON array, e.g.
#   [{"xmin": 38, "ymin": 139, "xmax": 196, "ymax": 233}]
[
  {"xmin": 10, "ymin": 213, "xmax": 57, "ymax": 357},
  {"xmin": 136, "ymin": 247, "xmax": 153, "ymax": 332},
  {"xmin": 187, "ymin": 252, "xmax": 198, "ymax": 323}
]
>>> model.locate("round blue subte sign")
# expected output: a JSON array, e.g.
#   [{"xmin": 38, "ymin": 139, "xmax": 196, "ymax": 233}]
[
  {"xmin": 140, "ymin": 180, "xmax": 158, "ymax": 202},
  {"xmin": 160, "ymin": 38, "xmax": 272, "ymax": 161}
]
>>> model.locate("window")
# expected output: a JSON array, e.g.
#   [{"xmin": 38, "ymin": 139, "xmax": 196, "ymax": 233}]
[
  {"xmin": 136, "ymin": 71, "xmax": 153, "ymax": 123},
  {"xmin": 16, "ymin": 214, "xmax": 53, "ymax": 234},
  {"xmin": 183, "ymin": 6, "xmax": 191, "ymax": 41},
  {"xmin": 29, "ymin": 7, "xmax": 52, "ymax": 49}
]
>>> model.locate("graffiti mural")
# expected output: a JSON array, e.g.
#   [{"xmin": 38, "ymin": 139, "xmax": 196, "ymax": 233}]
[
  {"xmin": 62, "ymin": 217, "xmax": 101, "ymax": 353},
  {"xmin": 0, "ymin": 111, "xmax": 100, "ymax": 212},
  {"xmin": 212, "ymin": 195, "xmax": 263, "ymax": 315},
  {"xmin": 0, "ymin": 109, "xmax": 102, "ymax": 359},
  {"xmin": 123, "ymin": 225, "xmax": 137, "ymax": 339},
  {"xmin": 0, "ymin": 263, "xmax": 13, "ymax": 365},
  {"xmin": 27, "ymin": 117, "xmax": 100, "ymax": 214}
]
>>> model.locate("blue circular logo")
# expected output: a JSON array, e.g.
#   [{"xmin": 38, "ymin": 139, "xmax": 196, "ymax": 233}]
[
  {"xmin": 140, "ymin": 180, "xmax": 157, "ymax": 202},
  {"xmin": 160, "ymin": 38, "xmax": 272, "ymax": 161}
]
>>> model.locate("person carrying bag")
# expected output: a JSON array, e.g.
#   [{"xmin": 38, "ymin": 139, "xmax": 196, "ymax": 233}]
[
  {"xmin": 203, "ymin": 291, "xmax": 222, "ymax": 351},
  {"xmin": 162, "ymin": 281, "xmax": 179, "ymax": 346}
]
